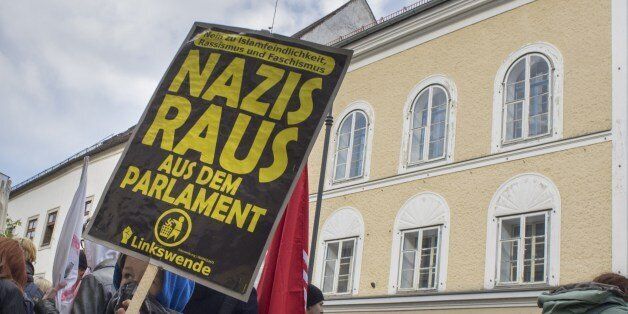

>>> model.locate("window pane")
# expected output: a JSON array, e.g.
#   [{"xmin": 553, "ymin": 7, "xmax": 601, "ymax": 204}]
[
  {"xmin": 338, "ymin": 133, "xmax": 350, "ymax": 149},
  {"xmin": 341, "ymin": 240, "xmax": 354, "ymax": 258},
  {"xmin": 354, "ymin": 112, "xmax": 367, "ymax": 129},
  {"xmin": 337, "ymin": 276, "xmax": 349, "ymax": 293},
  {"xmin": 428, "ymin": 139, "xmax": 445, "ymax": 159},
  {"xmin": 326, "ymin": 242, "xmax": 339, "ymax": 260},
  {"xmin": 501, "ymin": 218, "xmax": 520, "ymax": 240},
  {"xmin": 339, "ymin": 114, "xmax": 353, "ymax": 134},
  {"xmin": 432, "ymin": 87, "xmax": 447, "ymax": 107},
  {"xmin": 530, "ymin": 55, "xmax": 549, "ymax": 78},
  {"xmin": 523, "ymin": 215, "xmax": 546, "ymax": 283},
  {"xmin": 409, "ymin": 129, "xmax": 425, "ymax": 163},
  {"xmin": 414, "ymin": 91, "xmax": 429, "ymax": 118},
  {"xmin": 403, "ymin": 232, "xmax": 419, "ymax": 250},
  {"xmin": 506, "ymin": 59, "xmax": 526, "ymax": 102},
  {"xmin": 499, "ymin": 240, "xmax": 519, "ymax": 283},
  {"xmin": 400, "ymin": 269, "xmax": 414, "ymax": 289},
  {"xmin": 530, "ymin": 73, "xmax": 549, "ymax": 97},
  {"xmin": 349, "ymin": 160, "xmax": 363, "ymax": 178},
  {"xmin": 505, "ymin": 102, "xmax": 523, "ymax": 141},
  {"xmin": 322, "ymin": 260, "xmax": 335, "ymax": 293}
]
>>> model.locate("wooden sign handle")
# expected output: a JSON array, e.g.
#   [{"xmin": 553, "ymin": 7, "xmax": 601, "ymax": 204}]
[{"xmin": 126, "ymin": 264, "xmax": 159, "ymax": 314}]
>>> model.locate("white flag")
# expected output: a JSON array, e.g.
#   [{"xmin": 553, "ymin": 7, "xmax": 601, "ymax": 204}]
[{"xmin": 53, "ymin": 156, "xmax": 88, "ymax": 313}]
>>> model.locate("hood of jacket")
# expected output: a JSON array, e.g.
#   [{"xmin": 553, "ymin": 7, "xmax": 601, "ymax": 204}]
[
  {"xmin": 113, "ymin": 255, "xmax": 195, "ymax": 312},
  {"xmin": 84, "ymin": 239, "xmax": 119, "ymax": 271},
  {"xmin": 538, "ymin": 282, "xmax": 627, "ymax": 313}
]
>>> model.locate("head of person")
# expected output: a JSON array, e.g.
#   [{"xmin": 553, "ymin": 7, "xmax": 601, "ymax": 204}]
[
  {"xmin": 307, "ymin": 284, "xmax": 324, "ymax": 314},
  {"xmin": 593, "ymin": 272, "xmax": 627, "ymax": 295},
  {"xmin": 17, "ymin": 237, "xmax": 37, "ymax": 264},
  {"xmin": 35, "ymin": 277, "xmax": 52, "ymax": 295},
  {"xmin": 113, "ymin": 254, "xmax": 195, "ymax": 312},
  {"xmin": 78, "ymin": 250, "xmax": 87, "ymax": 280},
  {"xmin": 0, "ymin": 237, "xmax": 28, "ymax": 291}
]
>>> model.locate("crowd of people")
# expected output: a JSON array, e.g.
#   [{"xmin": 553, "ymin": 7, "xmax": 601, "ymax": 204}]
[
  {"xmin": 0, "ymin": 236, "xmax": 326, "ymax": 314},
  {"xmin": 0, "ymin": 234, "xmax": 624, "ymax": 313}
]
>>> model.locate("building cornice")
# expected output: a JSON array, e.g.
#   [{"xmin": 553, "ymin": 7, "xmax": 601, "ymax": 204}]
[
  {"xmin": 324, "ymin": 289, "xmax": 544, "ymax": 312},
  {"xmin": 342, "ymin": 0, "xmax": 535, "ymax": 72},
  {"xmin": 310, "ymin": 130, "xmax": 612, "ymax": 202}
]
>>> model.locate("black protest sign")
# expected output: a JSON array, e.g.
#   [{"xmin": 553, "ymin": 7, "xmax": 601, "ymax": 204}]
[{"xmin": 84, "ymin": 23, "xmax": 352, "ymax": 301}]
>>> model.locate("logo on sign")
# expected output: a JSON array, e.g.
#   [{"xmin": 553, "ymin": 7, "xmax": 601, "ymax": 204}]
[{"xmin": 154, "ymin": 208, "xmax": 192, "ymax": 247}]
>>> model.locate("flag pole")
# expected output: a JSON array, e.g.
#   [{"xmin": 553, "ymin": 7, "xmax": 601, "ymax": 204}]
[{"xmin": 308, "ymin": 110, "xmax": 333, "ymax": 283}]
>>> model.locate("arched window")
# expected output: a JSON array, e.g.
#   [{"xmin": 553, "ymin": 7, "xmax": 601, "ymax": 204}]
[
  {"xmin": 333, "ymin": 110, "xmax": 368, "ymax": 182},
  {"xmin": 313, "ymin": 207, "xmax": 365, "ymax": 295},
  {"xmin": 388, "ymin": 192, "xmax": 450, "ymax": 293},
  {"xmin": 409, "ymin": 86, "xmax": 449, "ymax": 163},
  {"xmin": 484, "ymin": 173, "xmax": 561, "ymax": 289},
  {"xmin": 492, "ymin": 43, "xmax": 563, "ymax": 153},
  {"xmin": 503, "ymin": 54, "xmax": 551, "ymax": 142},
  {"xmin": 399, "ymin": 75, "xmax": 457, "ymax": 173}
]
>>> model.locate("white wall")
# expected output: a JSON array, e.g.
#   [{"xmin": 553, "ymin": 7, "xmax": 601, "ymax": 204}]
[
  {"xmin": 7, "ymin": 146, "xmax": 123, "ymax": 280},
  {"xmin": 299, "ymin": 0, "xmax": 375, "ymax": 45}
]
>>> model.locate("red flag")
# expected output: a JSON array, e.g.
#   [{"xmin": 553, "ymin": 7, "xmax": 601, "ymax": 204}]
[{"xmin": 257, "ymin": 168, "xmax": 309, "ymax": 314}]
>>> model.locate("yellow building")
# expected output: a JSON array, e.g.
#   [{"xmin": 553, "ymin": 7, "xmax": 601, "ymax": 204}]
[{"xmin": 306, "ymin": 0, "xmax": 628, "ymax": 312}]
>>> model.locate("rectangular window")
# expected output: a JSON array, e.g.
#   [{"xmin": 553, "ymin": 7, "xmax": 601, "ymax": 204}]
[
  {"xmin": 321, "ymin": 238, "xmax": 356, "ymax": 294},
  {"xmin": 41, "ymin": 210, "xmax": 58, "ymax": 247},
  {"xmin": 398, "ymin": 227, "xmax": 440, "ymax": 291},
  {"xmin": 24, "ymin": 217, "xmax": 38, "ymax": 240},
  {"xmin": 497, "ymin": 212, "xmax": 548, "ymax": 285},
  {"xmin": 84, "ymin": 196, "xmax": 94, "ymax": 216}
]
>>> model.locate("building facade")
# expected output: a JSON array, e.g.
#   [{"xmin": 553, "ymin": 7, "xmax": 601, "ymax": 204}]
[{"xmin": 305, "ymin": 0, "xmax": 628, "ymax": 312}]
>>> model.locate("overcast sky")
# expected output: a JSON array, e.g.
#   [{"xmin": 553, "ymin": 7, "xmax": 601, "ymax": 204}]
[{"xmin": 0, "ymin": 0, "xmax": 414, "ymax": 184}]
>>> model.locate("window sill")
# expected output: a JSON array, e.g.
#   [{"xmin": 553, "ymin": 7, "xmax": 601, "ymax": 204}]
[
  {"xmin": 395, "ymin": 288, "xmax": 439, "ymax": 295},
  {"xmin": 492, "ymin": 283, "xmax": 552, "ymax": 291},
  {"xmin": 493, "ymin": 133, "xmax": 560, "ymax": 154}
]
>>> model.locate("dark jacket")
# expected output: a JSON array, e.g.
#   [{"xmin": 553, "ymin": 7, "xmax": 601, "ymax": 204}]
[
  {"xmin": 0, "ymin": 278, "xmax": 27, "ymax": 314},
  {"xmin": 183, "ymin": 284, "xmax": 258, "ymax": 314},
  {"xmin": 72, "ymin": 257, "xmax": 117, "ymax": 314},
  {"xmin": 538, "ymin": 282, "xmax": 628, "ymax": 313},
  {"xmin": 24, "ymin": 261, "xmax": 43, "ymax": 301}
]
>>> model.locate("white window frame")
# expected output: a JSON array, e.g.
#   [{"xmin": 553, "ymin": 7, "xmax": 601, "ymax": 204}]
[
  {"xmin": 399, "ymin": 75, "xmax": 457, "ymax": 174},
  {"xmin": 321, "ymin": 237, "xmax": 358, "ymax": 295},
  {"xmin": 24, "ymin": 215, "xmax": 39, "ymax": 240},
  {"xmin": 397, "ymin": 226, "xmax": 442, "ymax": 292},
  {"xmin": 326, "ymin": 101, "xmax": 374, "ymax": 189},
  {"xmin": 313, "ymin": 207, "xmax": 364, "ymax": 295},
  {"xmin": 40, "ymin": 207, "xmax": 59, "ymax": 249},
  {"xmin": 389, "ymin": 192, "xmax": 450, "ymax": 293},
  {"xmin": 491, "ymin": 43, "xmax": 563, "ymax": 153},
  {"xmin": 332, "ymin": 111, "xmax": 368, "ymax": 183},
  {"xmin": 84, "ymin": 195, "xmax": 94, "ymax": 217},
  {"xmin": 484, "ymin": 173, "xmax": 560, "ymax": 289},
  {"xmin": 495, "ymin": 211, "xmax": 550, "ymax": 286}
]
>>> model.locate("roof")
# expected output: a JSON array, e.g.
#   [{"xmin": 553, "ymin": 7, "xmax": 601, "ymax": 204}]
[
  {"xmin": 330, "ymin": 0, "xmax": 448, "ymax": 47},
  {"xmin": 292, "ymin": 0, "xmax": 376, "ymax": 39},
  {"xmin": 9, "ymin": 126, "xmax": 134, "ymax": 198}
]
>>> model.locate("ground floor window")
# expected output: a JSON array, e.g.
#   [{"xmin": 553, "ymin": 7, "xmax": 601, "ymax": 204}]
[
  {"xmin": 398, "ymin": 226, "xmax": 440, "ymax": 290},
  {"xmin": 497, "ymin": 211, "xmax": 548, "ymax": 285},
  {"xmin": 322, "ymin": 238, "xmax": 356, "ymax": 294}
]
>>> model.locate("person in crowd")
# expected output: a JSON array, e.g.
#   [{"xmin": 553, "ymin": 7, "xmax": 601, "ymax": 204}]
[
  {"xmin": 72, "ymin": 240, "xmax": 119, "ymax": 314},
  {"xmin": 0, "ymin": 237, "xmax": 30, "ymax": 313},
  {"xmin": 306, "ymin": 284, "xmax": 324, "ymax": 314},
  {"xmin": 183, "ymin": 283, "xmax": 258, "ymax": 313},
  {"xmin": 17, "ymin": 238, "xmax": 44, "ymax": 301},
  {"xmin": 538, "ymin": 272, "xmax": 627, "ymax": 313},
  {"xmin": 34, "ymin": 278, "xmax": 52, "ymax": 297},
  {"xmin": 78, "ymin": 250, "xmax": 87, "ymax": 281},
  {"xmin": 107, "ymin": 254, "xmax": 194, "ymax": 314}
]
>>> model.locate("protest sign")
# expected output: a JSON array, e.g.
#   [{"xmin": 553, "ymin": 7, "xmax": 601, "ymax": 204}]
[{"xmin": 84, "ymin": 22, "xmax": 352, "ymax": 301}]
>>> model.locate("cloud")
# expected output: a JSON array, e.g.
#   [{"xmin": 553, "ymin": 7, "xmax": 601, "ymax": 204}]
[{"xmin": 0, "ymin": 0, "xmax": 403, "ymax": 183}]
